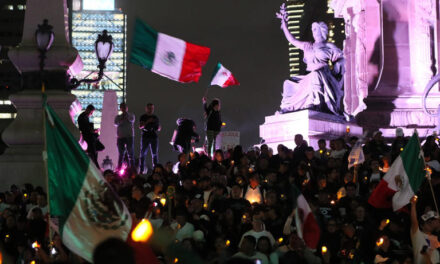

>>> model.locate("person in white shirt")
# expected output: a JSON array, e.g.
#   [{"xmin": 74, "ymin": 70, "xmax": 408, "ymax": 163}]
[
  {"xmin": 232, "ymin": 235, "xmax": 269, "ymax": 264},
  {"xmin": 410, "ymin": 196, "xmax": 440, "ymax": 264},
  {"xmin": 239, "ymin": 216, "xmax": 276, "ymax": 247},
  {"xmin": 171, "ymin": 209, "xmax": 195, "ymax": 242},
  {"xmin": 114, "ymin": 103, "xmax": 135, "ymax": 170}
]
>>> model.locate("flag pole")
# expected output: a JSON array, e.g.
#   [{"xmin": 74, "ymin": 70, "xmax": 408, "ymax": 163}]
[
  {"xmin": 416, "ymin": 129, "xmax": 439, "ymax": 214},
  {"xmin": 203, "ymin": 84, "xmax": 211, "ymax": 98},
  {"xmin": 41, "ymin": 83, "xmax": 54, "ymax": 241}
]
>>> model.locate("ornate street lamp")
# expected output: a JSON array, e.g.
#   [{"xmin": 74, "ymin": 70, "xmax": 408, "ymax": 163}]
[
  {"xmin": 70, "ymin": 30, "xmax": 114, "ymax": 89},
  {"xmin": 35, "ymin": 19, "xmax": 54, "ymax": 71}
]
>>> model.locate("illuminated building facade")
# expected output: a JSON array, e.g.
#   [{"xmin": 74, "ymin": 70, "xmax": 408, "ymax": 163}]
[{"xmin": 71, "ymin": 0, "xmax": 127, "ymax": 128}]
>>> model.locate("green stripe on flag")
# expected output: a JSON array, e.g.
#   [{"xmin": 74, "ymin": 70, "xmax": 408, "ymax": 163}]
[
  {"xmin": 130, "ymin": 19, "xmax": 158, "ymax": 70},
  {"xmin": 210, "ymin": 62, "xmax": 222, "ymax": 81},
  {"xmin": 401, "ymin": 133, "xmax": 425, "ymax": 192},
  {"xmin": 45, "ymin": 104, "xmax": 89, "ymax": 234}
]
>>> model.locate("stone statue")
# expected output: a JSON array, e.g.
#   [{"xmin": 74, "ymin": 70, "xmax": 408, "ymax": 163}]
[{"xmin": 276, "ymin": 4, "xmax": 345, "ymax": 116}]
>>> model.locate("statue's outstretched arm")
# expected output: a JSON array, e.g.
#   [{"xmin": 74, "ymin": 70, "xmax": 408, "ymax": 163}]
[{"xmin": 276, "ymin": 4, "xmax": 308, "ymax": 50}]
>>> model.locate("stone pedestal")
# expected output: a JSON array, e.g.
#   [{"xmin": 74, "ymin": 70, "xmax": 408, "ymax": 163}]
[
  {"xmin": 0, "ymin": 91, "xmax": 78, "ymax": 190},
  {"xmin": 259, "ymin": 110, "xmax": 362, "ymax": 153}
]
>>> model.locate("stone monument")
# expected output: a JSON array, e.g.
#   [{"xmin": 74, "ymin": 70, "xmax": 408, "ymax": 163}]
[
  {"xmin": 260, "ymin": 4, "xmax": 363, "ymax": 151},
  {"xmin": 261, "ymin": 0, "xmax": 440, "ymax": 151},
  {"xmin": 0, "ymin": 0, "xmax": 83, "ymax": 190}
]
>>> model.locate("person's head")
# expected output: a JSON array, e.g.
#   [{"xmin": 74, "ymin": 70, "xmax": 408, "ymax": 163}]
[
  {"xmin": 37, "ymin": 193, "xmax": 47, "ymax": 207},
  {"xmin": 251, "ymin": 215, "xmax": 264, "ymax": 231},
  {"xmin": 93, "ymin": 238, "xmax": 135, "ymax": 264},
  {"xmin": 31, "ymin": 207, "xmax": 43, "ymax": 220},
  {"xmin": 210, "ymin": 99, "xmax": 221, "ymax": 111},
  {"xmin": 231, "ymin": 184, "xmax": 242, "ymax": 199},
  {"xmin": 145, "ymin": 103, "xmax": 154, "ymax": 114},
  {"xmin": 355, "ymin": 205, "xmax": 366, "ymax": 221},
  {"xmin": 294, "ymin": 134, "xmax": 304, "ymax": 146},
  {"xmin": 305, "ymin": 147, "xmax": 314, "ymax": 160},
  {"xmin": 335, "ymin": 138, "xmax": 344, "ymax": 151},
  {"xmin": 178, "ymin": 153, "xmax": 188, "ymax": 164},
  {"xmin": 131, "ymin": 185, "xmax": 144, "ymax": 201},
  {"xmin": 370, "ymin": 159, "xmax": 380, "ymax": 172},
  {"xmin": 421, "ymin": 210, "xmax": 440, "ymax": 233},
  {"xmin": 257, "ymin": 236, "xmax": 272, "ymax": 255},
  {"xmin": 152, "ymin": 180, "xmax": 163, "ymax": 193},
  {"xmin": 373, "ymin": 131, "xmax": 383, "ymax": 142},
  {"xmin": 120, "ymin": 102, "xmax": 127, "ymax": 112},
  {"xmin": 240, "ymin": 235, "xmax": 256, "ymax": 255},
  {"xmin": 326, "ymin": 218, "xmax": 337, "ymax": 233},
  {"xmin": 311, "ymin": 21, "xmax": 328, "ymax": 43},
  {"xmin": 288, "ymin": 233, "xmax": 305, "ymax": 250},
  {"xmin": 345, "ymin": 182, "xmax": 356, "ymax": 198},
  {"xmin": 86, "ymin": 104, "xmax": 95, "ymax": 116},
  {"xmin": 318, "ymin": 139, "xmax": 326, "ymax": 150},
  {"xmin": 214, "ymin": 150, "xmax": 224, "ymax": 162}
]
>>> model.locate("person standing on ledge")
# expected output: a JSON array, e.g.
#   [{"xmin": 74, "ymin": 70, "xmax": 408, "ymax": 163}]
[
  {"xmin": 114, "ymin": 102, "xmax": 135, "ymax": 170},
  {"xmin": 203, "ymin": 97, "xmax": 222, "ymax": 158},
  {"xmin": 78, "ymin": 104, "xmax": 100, "ymax": 168},
  {"xmin": 139, "ymin": 103, "xmax": 160, "ymax": 174}
]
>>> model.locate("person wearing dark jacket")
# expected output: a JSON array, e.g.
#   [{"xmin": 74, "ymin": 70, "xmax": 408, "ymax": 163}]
[
  {"xmin": 173, "ymin": 118, "xmax": 199, "ymax": 154},
  {"xmin": 78, "ymin": 104, "xmax": 101, "ymax": 168},
  {"xmin": 139, "ymin": 103, "xmax": 160, "ymax": 174},
  {"xmin": 202, "ymin": 97, "xmax": 222, "ymax": 157}
]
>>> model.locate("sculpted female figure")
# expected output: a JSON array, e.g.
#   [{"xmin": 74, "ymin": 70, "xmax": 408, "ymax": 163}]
[{"xmin": 276, "ymin": 4, "xmax": 345, "ymax": 116}]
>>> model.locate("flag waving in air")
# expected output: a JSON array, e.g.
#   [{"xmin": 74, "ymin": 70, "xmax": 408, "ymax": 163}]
[
  {"xmin": 210, "ymin": 62, "xmax": 240, "ymax": 88},
  {"xmin": 130, "ymin": 19, "xmax": 211, "ymax": 83},
  {"xmin": 368, "ymin": 132, "xmax": 426, "ymax": 211}
]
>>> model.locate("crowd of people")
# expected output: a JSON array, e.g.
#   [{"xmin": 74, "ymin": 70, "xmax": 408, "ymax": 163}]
[{"xmin": 3, "ymin": 123, "xmax": 440, "ymax": 263}]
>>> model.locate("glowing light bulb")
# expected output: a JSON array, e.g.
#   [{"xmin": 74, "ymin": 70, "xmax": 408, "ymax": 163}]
[
  {"xmin": 278, "ymin": 237, "xmax": 283, "ymax": 243},
  {"xmin": 322, "ymin": 246, "xmax": 328, "ymax": 254},
  {"xmin": 226, "ymin": 240, "xmax": 231, "ymax": 247},
  {"xmin": 222, "ymin": 122, "xmax": 226, "ymax": 126},
  {"xmin": 400, "ymin": 148, "xmax": 403, "ymax": 152},
  {"xmin": 330, "ymin": 200, "xmax": 336, "ymax": 205},
  {"xmin": 174, "ymin": 258, "xmax": 179, "ymax": 263},
  {"xmin": 131, "ymin": 219, "xmax": 153, "ymax": 242},
  {"xmin": 160, "ymin": 198, "xmax": 166, "ymax": 207},
  {"xmin": 319, "ymin": 150, "xmax": 323, "ymax": 154},
  {"xmin": 385, "ymin": 219, "xmax": 390, "ymax": 225},
  {"xmin": 203, "ymin": 203, "xmax": 208, "ymax": 209}
]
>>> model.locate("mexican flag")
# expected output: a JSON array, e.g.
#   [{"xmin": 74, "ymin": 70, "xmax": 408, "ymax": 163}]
[
  {"xmin": 44, "ymin": 103, "xmax": 132, "ymax": 262},
  {"xmin": 292, "ymin": 186, "xmax": 320, "ymax": 249},
  {"xmin": 368, "ymin": 133, "xmax": 425, "ymax": 211},
  {"xmin": 210, "ymin": 62, "xmax": 240, "ymax": 88},
  {"xmin": 130, "ymin": 19, "xmax": 211, "ymax": 83}
]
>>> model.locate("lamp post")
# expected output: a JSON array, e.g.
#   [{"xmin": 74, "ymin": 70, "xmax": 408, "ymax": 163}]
[
  {"xmin": 70, "ymin": 30, "xmax": 114, "ymax": 89},
  {"xmin": 35, "ymin": 19, "xmax": 54, "ymax": 72}
]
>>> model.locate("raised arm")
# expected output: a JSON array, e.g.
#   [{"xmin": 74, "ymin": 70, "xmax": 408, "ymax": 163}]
[
  {"xmin": 410, "ymin": 195, "xmax": 419, "ymax": 235},
  {"xmin": 276, "ymin": 4, "xmax": 308, "ymax": 50}
]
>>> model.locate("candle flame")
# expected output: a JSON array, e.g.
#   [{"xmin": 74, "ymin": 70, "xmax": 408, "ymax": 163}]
[{"xmin": 131, "ymin": 219, "xmax": 153, "ymax": 242}]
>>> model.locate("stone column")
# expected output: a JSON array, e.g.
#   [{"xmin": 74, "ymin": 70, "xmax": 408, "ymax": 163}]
[{"xmin": 0, "ymin": 0, "xmax": 83, "ymax": 190}]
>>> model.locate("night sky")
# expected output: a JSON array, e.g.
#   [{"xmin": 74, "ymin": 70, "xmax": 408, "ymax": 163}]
[{"xmin": 119, "ymin": 0, "xmax": 287, "ymax": 163}]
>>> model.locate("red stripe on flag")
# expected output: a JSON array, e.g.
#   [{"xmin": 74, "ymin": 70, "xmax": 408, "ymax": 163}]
[
  {"xmin": 368, "ymin": 180, "xmax": 397, "ymax": 209},
  {"xmin": 303, "ymin": 213, "xmax": 320, "ymax": 249},
  {"xmin": 179, "ymin": 42, "xmax": 210, "ymax": 83},
  {"xmin": 222, "ymin": 75, "xmax": 240, "ymax": 88}
]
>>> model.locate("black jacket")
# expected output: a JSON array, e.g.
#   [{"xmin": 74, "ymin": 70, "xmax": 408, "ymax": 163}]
[{"xmin": 203, "ymin": 103, "xmax": 222, "ymax": 131}]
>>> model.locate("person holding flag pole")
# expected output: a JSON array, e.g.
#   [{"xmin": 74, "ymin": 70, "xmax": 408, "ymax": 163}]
[{"xmin": 202, "ymin": 62, "xmax": 240, "ymax": 157}]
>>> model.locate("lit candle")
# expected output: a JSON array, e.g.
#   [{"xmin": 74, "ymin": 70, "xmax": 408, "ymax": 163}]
[{"xmin": 131, "ymin": 219, "xmax": 153, "ymax": 242}]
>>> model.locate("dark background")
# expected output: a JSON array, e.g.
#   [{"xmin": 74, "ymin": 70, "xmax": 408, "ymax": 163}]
[{"xmin": 118, "ymin": 0, "xmax": 288, "ymax": 163}]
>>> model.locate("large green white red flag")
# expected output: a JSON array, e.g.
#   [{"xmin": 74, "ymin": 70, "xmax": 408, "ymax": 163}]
[
  {"xmin": 44, "ymin": 103, "xmax": 132, "ymax": 262},
  {"xmin": 368, "ymin": 132, "xmax": 425, "ymax": 211},
  {"xmin": 130, "ymin": 19, "xmax": 211, "ymax": 83},
  {"xmin": 210, "ymin": 62, "xmax": 240, "ymax": 88}
]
